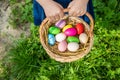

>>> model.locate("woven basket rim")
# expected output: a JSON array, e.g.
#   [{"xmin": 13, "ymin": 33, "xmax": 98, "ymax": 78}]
[{"xmin": 39, "ymin": 11, "xmax": 94, "ymax": 62}]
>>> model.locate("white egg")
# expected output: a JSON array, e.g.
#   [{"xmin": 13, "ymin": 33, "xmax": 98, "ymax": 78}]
[
  {"xmin": 79, "ymin": 33, "xmax": 88, "ymax": 44},
  {"xmin": 67, "ymin": 42, "xmax": 79, "ymax": 52},
  {"xmin": 55, "ymin": 33, "xmax": 66, "ymax": 42}
]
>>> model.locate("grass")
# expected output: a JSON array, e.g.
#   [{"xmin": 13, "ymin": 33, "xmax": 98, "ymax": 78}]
[
  {"xmin": 2, "ymin": 24, "xmax": 120, "ymax": 80},
  {"xmin": 0, "ymin": 0, "xmax": 120, "ymax": 80}
]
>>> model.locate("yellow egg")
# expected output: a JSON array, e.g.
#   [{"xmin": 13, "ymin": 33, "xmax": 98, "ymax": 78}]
[{"xmin": 62, "ymin": 24, "xmax": 72, "ymax": 32}]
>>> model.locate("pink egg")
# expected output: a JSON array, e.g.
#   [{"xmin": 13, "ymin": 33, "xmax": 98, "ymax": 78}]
[
  {"xmin": 58, "ymin": 40, "xmax": 67, "ymax": 52},
  {"xmin": 55, "ymin": 20, "xmax": 66, "ymax": 29},
  {"xmin": 64, "ymin": 28, "xmax": 77, "ymax": 36}
]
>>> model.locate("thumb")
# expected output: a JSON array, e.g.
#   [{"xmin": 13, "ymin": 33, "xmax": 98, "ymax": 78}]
[
  {"xmin": 57, "ymin": 3, "xmax": 64, "ymax": 9},
  {"xmin": 67, "ymin": 2, "xmax": 73, "ymax": 8}
]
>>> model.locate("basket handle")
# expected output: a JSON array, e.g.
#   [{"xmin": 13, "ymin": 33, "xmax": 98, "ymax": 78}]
[
  {"xmin": 63, "ymin": 8, "xmax": 94, "ymax": 33},
  {"xmin": 40, "ymin": 8, "xmax": 94, "ymax": 33}
]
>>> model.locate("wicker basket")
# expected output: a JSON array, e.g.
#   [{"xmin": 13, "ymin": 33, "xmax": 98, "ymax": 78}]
[{"xmin": 39, "ymin": 9, "xmax": 94, "ymax": 62}]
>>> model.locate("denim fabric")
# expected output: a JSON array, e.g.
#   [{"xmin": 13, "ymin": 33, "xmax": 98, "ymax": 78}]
[{"xmin": 33, "ymin": 0, "xmax": 94, "ymax": 26}]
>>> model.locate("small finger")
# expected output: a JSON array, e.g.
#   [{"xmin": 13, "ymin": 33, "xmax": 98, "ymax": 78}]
[
  {"xmin": 75, "ymin": 11, "xmax": 80, "ymax": 17},
  {"xmin": 81, "ymin": 13, "xmax": 84, "ymax": 16},
  {"xmin": 59, "ymin": 11, "xmax": 64, "ymax": 19},
  {"xmin": 49, "ymin": 16, "xmax": 54, "ymax": 23},
  {"xmin": 79, "ymin": 10, "xmax": 83, "ymax": 16},
  {"xmin": 69, "ymin": 10, "xmax": 74, "ymax": 16},
  {"xmin": 48, "ymin": 17, "xmax": 51, "ymax": 22},
  {"xmin": 52, "ymin": 16, "xmax": 56, "ymax": 23},
  {"xmin": 55, "ymin": 14, "xmax": 60, "ymax": 21},
  {"xmin": 72, "ymin": 12, "xmax": 77, "ymax": 17},
  {"xmin": 77, "ymin": 13, "xmax": 81, "ymax": 17},
  {"xmin": 82, "ymin": 11, "xmax": 86, "ymax": 16}
]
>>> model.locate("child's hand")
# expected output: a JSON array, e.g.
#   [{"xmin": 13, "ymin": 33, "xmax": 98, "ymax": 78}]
[
  {"xmin": 68, "ymin": 0, "xmax": 88, "ymax": 16},
  {"xmin": 37, "ymin": 0, "xmax": 64, "ymax": 22}
]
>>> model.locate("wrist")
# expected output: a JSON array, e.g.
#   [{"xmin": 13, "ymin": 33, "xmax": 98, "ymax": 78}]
[{"xmin": 36, "ymin": 0, "xmax": 53, "ymax": 7}]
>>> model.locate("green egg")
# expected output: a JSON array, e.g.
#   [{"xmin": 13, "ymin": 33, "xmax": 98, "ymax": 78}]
[
  {"xmin": 67, "ymin": 36, "xmax": 80, "ymax": 43},
  {"xmin": 49, "ymin": 26, "xmax": 60, "ymax": 35}
]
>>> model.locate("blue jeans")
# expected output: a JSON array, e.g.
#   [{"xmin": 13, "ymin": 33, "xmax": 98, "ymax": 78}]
[{"xmin": 33, "ymin": 0, "xmax": 95, "ymax": 26}]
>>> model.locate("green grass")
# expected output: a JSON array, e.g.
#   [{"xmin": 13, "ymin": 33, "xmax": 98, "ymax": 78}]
[
  {"xmin": 9, "ymin": 0, "xmax": 33, "ymax": 29},
  {"xmin": 0, "ymin": 0, "xmax": 120, "ymax": 80},
  {"xmin": 2, "ymin": 24, "xmax": 120, "ymax": 80}
]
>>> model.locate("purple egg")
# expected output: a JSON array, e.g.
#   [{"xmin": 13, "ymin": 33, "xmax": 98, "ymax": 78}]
[
  {"xmin": 64, "ymin": 28, "xmax": 77, "ymax": 36},
  {"xmin": 55, "ymin": 20, "xmax": 66, "ymax": 29}
]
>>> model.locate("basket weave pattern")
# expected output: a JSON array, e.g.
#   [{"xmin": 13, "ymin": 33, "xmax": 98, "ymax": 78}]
[{"xmin": 39, "ymin": 10, "xmax": 94, "ymax": 62}]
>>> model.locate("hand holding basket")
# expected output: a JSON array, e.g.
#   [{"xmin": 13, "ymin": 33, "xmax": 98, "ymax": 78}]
[{"xmin": 39, "ymin": 9, "xmax": 94, "ymax": 62}]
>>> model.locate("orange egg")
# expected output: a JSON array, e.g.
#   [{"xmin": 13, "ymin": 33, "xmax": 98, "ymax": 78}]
[{"xmin": 75, "ymin": 23, "xmax": 84, "ymax": 34}]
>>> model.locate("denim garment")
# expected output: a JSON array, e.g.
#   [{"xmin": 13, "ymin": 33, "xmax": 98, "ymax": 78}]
[{"xmin": 33, "ymin": 0, "xmax": 94, "ymax": 26}]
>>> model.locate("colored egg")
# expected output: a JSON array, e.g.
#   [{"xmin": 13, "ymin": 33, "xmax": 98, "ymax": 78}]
[
  {"xmin": 48, "ymin": 34, "xmax": 56, "ymax": 46},
  {"xmin": 62, "ymin": 24, "xmax": 72, "ymax": 32},
  {"xmin": 67, "ymin": 42, "xmax": 79, "ymax": 52},
  {"xmin": 49, "ymin": 26, "xmax": 60, "ymax": 35},
  {"xmin": 55, "ymin": 20, "xmax": 66, "ymax": 29},
  {"xmin": 55, "ymin": 33, "xmax": 66, "ymax": 42},
  {"xmin": 64, "ymin": 28, "xmax": 77, "ymax": 36},
  {"xmin": 58, "ymin": 40, "xmax": 67, "ymax": 52},
  {"xmin": 75, "ymin": 23, "xmax": 84, "ymax": 34},
  {"xmin": 67, "ymin": 36, "xmax": 80, "ymax": 43},
  {"xmin": 79, "ymin": 33, "xmax": 88, "ymax": 44}
]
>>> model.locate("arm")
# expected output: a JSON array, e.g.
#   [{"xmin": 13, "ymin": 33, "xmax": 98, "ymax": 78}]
[
  {"xmin": 36, "ymin": 0, "xmax": 64, "ymax": 22},
  {"xmin": 68, "ymin": 0, "xmax": 89, "ymax": 16}
]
